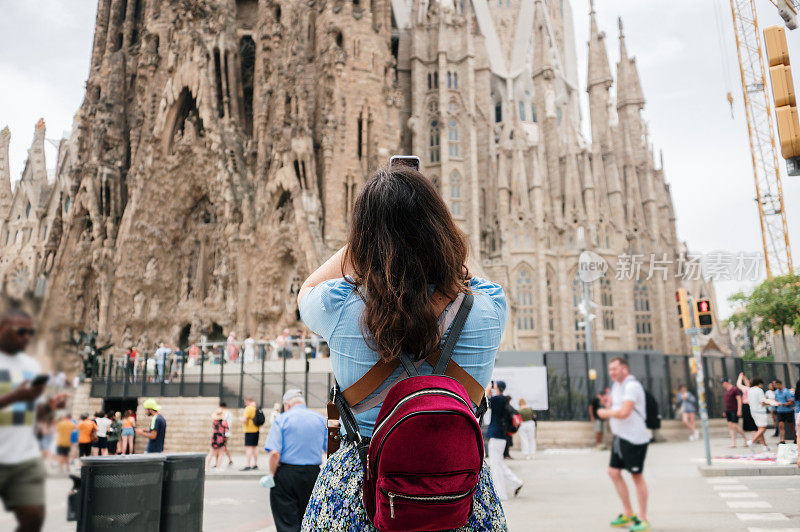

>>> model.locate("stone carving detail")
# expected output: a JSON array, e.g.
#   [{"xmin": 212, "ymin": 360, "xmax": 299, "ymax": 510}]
[{"xmin": 0, "ymin": 0, "xmax": 712, "ymax": 358}]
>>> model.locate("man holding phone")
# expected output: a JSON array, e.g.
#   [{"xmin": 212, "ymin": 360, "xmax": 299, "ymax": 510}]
[{"xmin": 0, "ymin": 308, "xmax": 68, "ymax": 531}]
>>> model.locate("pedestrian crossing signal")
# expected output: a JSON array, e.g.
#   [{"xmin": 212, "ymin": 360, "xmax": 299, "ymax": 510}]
[
  {"xmin": 675, "ymin": 289, "xmax": 690, "ymax": 330},
  {"xmin": 694, "ymin": 299, "xmax": 714, "ymax": 333}
]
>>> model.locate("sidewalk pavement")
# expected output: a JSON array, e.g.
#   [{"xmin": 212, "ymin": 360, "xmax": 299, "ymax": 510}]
[
  {"xmin": 502, "ymin": 434, "xmax": 800, "ymax": 531},
  {"xmin": 34, "ymin": 435, "xmax": 800, "ymax": 531}
]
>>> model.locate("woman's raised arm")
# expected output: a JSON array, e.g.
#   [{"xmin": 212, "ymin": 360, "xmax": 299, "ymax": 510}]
[{"xmin": 296, "ymin": 245, "xmax": 354, "ymax": 307}]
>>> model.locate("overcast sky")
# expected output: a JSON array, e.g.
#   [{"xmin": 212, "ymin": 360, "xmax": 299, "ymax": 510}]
[{"xmin": 1, "ymin": 0, "xmax": 798, "ymax": 319}]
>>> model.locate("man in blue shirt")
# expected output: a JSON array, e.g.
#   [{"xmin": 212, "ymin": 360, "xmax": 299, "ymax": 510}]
[
  {"xmin": 264, "ymin": 389, "xmax": 326, "ymax": 532},
  {"xmin": 773, "ymin": 380, "xmax": 795, "ymax": 444},
  {"xmin": 135, "ymin": 398, "xmax": 166, "ymax": 453}
]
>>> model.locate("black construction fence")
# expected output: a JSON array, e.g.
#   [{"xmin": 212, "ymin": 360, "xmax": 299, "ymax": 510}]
[
  {"xmin": 90, "ymin": 347, "xmax": 800, "ymax": 421},
  {"xmin": 496, "ymin": 351, "xmax": 800, "ymax": 421}
]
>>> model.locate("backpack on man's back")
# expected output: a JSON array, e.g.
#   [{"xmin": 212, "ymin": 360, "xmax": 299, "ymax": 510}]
[
  {"xmin": 642, "ymin": 389, "xmax": 661, "ymax": 430},
  {"xmin": 252, "ymin": 406, "xmax": 266, "ymax": 427},
  {"xmin": 624, "ymin": 377, "xmax": 661, "ymax": 430}
]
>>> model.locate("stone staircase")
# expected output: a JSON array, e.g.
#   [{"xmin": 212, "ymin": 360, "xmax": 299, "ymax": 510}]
[
  {"xmin": 533, "ymin": 418, "xmax": 731, "ymax": 448},
  {"xmin": 70, "ymin": 383, "xmax": 735, "ymax": 454}
]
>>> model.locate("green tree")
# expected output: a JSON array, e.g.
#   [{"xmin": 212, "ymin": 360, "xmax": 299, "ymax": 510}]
[{"xmin": 727, "ymin": 274, "xmax": 800, "ymax": 362}]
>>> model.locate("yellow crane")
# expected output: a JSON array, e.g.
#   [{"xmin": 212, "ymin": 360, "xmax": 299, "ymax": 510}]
[{"xmin": 727, "ymin": 0, "xmax": 796, "ymax": 277}]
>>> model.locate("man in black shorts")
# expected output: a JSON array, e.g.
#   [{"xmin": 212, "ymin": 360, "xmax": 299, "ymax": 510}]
[
  {"xmin": 773, "ymin": 380, "xmax": 795, "ymax": 444},
  {"xmin": 597, "ymin": 357, "xmax": 651, "ymax": 532}
]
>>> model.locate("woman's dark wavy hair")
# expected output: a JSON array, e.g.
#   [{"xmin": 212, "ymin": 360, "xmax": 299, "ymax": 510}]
[{"xmin": 343, "ymin": 166, "xmax": 470, "ymax": 363}]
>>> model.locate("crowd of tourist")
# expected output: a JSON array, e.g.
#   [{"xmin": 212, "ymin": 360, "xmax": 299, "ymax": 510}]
[
  {"xmin": 719, "ymin": 373, "xmax": 798, "ymax": 450},
  {"xmin": 110, "ymin": 329, "xmax": 326, "ymax": 384},
  {"xmin": 34, "ymin": 409, "xmax": 141, "ymax": 472}
]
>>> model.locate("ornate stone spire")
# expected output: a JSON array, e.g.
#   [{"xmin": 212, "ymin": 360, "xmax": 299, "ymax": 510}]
[
  {"xmin": 0, "ymin": 126, "xmax": 11, "ymax": 219},
  {"xmin": 27, "ymin": 118, "xmax": 48, "ymax": 184},
  {"xmin": 616, "ymin": 18, "xmax": 645, "ymax": 110},
  {"xmin": 587, "ymin": 0, "xmax": 612, "ymax": 91},
  {"xmin": 533, "ymin": 0, "xmax": 555, "ymax": 80}
]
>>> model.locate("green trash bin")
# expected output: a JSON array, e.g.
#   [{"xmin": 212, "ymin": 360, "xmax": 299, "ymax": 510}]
[
  {"xmin": 78, "ymin": 455, "xmax": 165, "ymax": 531},
  {"xmin": 160, "ymin": 452, "xmax": 206, "ymax": 532}
]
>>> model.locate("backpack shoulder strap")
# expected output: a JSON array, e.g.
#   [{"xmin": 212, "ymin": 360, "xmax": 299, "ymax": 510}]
[
  {"xmin": 340, "ymin": 290, "xmax": 457, "ymax": 406},
  {"xmin": 624, "ymin": 378, "xmax": 647, "ymax": 421},
  {"xmin": 432, "ymin": 293, "xmax": 473, "ymax": 375},
  {"xmin": 398, "ymin": 352, "xmax": 420, "ymax": 377}
]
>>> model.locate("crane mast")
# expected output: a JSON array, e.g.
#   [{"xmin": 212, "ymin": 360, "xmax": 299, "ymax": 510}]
[{"xmin": 728, "ymin": 0, "xmax": 794, "ymax": 276}]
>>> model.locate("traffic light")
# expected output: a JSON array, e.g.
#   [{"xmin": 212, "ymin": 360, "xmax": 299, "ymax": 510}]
[
  {"xmin": 694, "ymin": 299, "xmax": 714, "ymax": 332},
  {"xmin": 675, "ymin": 289, "xmax": 690, "ymax": 330},
  {"xmin": 764, "ymin": 25, "xmax": 800, "ymax": 172}
]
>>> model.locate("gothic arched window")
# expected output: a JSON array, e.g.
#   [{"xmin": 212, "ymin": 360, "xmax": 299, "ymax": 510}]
[
  {"xmin": 516, "ymin": 267, "xmax": 535, "ymax": 331},
  {"xmin": 448, "ymin": 120, "xmax": 460, "ymax": 158},
  {"xmin": 429, "ymin": 120, "xmax": 440, "ymax": 163},
  {"xmin": 634, "ymin": 280, "xmax": 653, "ymax": 350},
  {"xmin": 546, "ymin": 266, "xmax": 555, "ymax": 350},
  {"xmin": 600, "ymin": 277, "xmax": 615, "ymax": 331},
  {"xmin": 450, "ymin": 171, "xmax": 462, "ymax": 215}
]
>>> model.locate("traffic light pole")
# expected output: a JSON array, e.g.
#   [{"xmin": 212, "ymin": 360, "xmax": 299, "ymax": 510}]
[{"xmin": 687, "ymin": 295, "xmax": 712, "ymax": 466}]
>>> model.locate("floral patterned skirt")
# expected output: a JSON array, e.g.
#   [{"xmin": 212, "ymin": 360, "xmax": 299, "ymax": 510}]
[{"xmin": 301, "ymin": 441, "xmax": 508, "ymax": 531}]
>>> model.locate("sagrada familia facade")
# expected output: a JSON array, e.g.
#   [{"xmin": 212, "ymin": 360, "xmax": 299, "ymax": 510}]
[{"xmin": 1, "ymin": 0, "xmax": 724, "ymax": 360}]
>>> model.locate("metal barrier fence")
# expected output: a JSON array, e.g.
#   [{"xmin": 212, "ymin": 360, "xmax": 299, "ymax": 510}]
[
  {"xmin": 90, "ymin": 348, "xmax": 800, "ymax": 419},
  {"xmin": 89, "ymin": 339, "xmax": 332, "ymax": 409},
  {"xmin": 496, "ymin": 351, "xmax": 800, "ymax": 421}
]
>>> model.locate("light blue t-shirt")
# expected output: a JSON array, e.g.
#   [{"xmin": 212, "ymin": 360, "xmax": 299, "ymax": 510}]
[
  {"xmin": 774, "ymin": 388, "xmax": 794, "ymax": 413},
  {"xmin": 264, "ymin": 404, "xmax": 327, "ymax": 465},
  {"xmin": 154, "ymin": 347, "xmax": 170, "ymax": 364},
  {"xmin": 299, "ymin": 276, "xmax": 508, "ymax": 437}
]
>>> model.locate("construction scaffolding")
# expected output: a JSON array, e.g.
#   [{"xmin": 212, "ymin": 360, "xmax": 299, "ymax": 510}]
[{"xmin": 728, "ymin": 0, "xmax": 794, "ymax": 277}]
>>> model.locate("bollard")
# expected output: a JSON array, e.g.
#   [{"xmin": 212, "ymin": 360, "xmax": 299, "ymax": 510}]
[
  {"xmin": 77, "ymin": 455, "xmax": 165, "ymax": 532},
  {"xmin": 160, "ymin": 452, "xmax": 206, "ymax": 532}
]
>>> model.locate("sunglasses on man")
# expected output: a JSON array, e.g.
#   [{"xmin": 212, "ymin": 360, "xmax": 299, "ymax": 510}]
[{"xmin": 15, "ymin": 328, "xmax": 36, "ymax": 337}]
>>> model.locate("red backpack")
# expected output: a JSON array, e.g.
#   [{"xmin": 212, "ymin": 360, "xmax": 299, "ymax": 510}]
[{"xmin": 328, "ymin": 293, "xmax": 487, "ymax": 532}]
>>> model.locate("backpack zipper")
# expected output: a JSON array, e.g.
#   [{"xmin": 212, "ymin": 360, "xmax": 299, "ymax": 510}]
[
  {"xmin": 370, "ymin": 409, "xmax": 482, "ymax": 481},
  {"xmin": 372, "ymin": 388, "xmax": 470, "ymax": 437},
  {"xmin": 380, "ymin": 488, "xmax": 473, "ymax": 519}
]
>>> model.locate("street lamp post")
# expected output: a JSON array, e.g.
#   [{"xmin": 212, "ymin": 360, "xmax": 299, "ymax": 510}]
[{"xmin": 576, "ymin": 228, "xmax": 597, "ymax": 354}]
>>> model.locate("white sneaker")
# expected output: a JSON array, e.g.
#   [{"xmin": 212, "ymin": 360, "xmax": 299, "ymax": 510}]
[{"xmin": 746, "ymin": 440, "xmax": 752, "ymax": 447}]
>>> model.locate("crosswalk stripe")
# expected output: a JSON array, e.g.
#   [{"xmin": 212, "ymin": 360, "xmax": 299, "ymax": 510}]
[
  {"xmin": 713, "ymin": 484, "xmax": 747, "ymax": 490},
  {"xmin": 706, "ymin": 478, "xmax": 741, "ymax": 484},
  {"xmin": 747, "ymin": 528, "xmax": 800, "ymax": 532},
  {"xmin": 726, "ymin": 501, "xmax": 773, "ymax": 509},
  {"xmin": 719, "ymin": 492, "xmax": 759, "ymax": 498},
  {"xmin": 736, "ymin": 513, "xmax": 790, "ymax": 522}
]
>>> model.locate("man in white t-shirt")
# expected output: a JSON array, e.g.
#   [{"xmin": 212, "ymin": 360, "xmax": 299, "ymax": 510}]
[
  {"xmin": 597, "ymin": 357, "xmax": 651, "ymax": 532},
  {"xmin": 0, "ymin": 309, "xmax": 67, "ymax": 531},
  {"xmin": 93, "ymin": 412, "xmax": 113, "ymax": 456}
]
